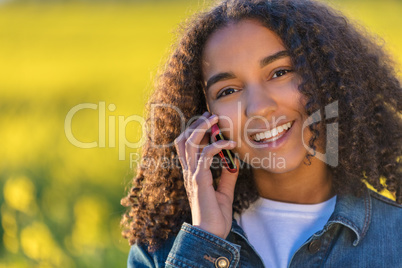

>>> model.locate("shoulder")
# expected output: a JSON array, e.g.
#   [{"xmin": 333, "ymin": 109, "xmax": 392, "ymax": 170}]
[
  {"xmin": 326, "ymin": 189, "xmax": 401, "ymax": 266},
  {"xmin": 368, "ymin": 189, "xmax": 401, "ymax": 231},
  {"xmin": 127, "ymin": 236, "xmax": 176, "ymax": 268},
  {"xmin": 369, "ymin": 189, "xmax": 402, "ymax": 211}
]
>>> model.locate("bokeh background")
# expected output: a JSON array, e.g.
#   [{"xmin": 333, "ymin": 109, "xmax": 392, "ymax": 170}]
[{"xmin": 0, "ymin": 0, "xmax": 401, "ymax": 267}]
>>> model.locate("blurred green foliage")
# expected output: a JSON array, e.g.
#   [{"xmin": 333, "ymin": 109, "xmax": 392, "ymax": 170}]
[{"xmin": 0, "ymin": 0, "xmax": 401, "ymax": 267}]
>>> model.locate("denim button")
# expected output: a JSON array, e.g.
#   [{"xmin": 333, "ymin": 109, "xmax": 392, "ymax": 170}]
[
  {"xmin": 215, "ymin": 256, "xmax": 229, "ymax": 268},
  {"xmin": 309, "ymin": 239, "xmax": 321, "ymax": 254}
]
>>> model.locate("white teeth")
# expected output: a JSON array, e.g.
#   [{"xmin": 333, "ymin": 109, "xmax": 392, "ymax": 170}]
[{"xmin": 251, "ymin": 121, "xmax": 293, "ymax": 142}]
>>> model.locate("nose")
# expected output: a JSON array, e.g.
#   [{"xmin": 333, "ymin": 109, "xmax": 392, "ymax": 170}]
[{"xmin": 244, "ymin": 84, "xmax": 278, "ymax": 118}]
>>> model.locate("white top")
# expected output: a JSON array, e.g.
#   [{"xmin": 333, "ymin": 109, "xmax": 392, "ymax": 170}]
[{"xmin": 234, "ymin": 195, "xmax": 336, "ymax": 268}]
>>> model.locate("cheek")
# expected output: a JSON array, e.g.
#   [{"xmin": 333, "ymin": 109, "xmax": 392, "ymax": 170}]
[
  {"xmin": 282, "ymin": 74, "xmax": 304, "ymax": 105},
  {"xmin": 209, "ymin": 103, "xmax": 241, "ymax": 141}
]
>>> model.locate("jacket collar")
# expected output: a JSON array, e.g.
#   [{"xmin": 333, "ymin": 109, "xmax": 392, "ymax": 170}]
[
  {"xmin": 231, "ymin": 217, "xmax": 247, "ymax": 238},
  {"xmin": 327, "ymin": 187, "xmax": 372, "ymax": 246},
  {"xmin": 231, "ymin": 187, "xmax": 373, "ymax": 246}
]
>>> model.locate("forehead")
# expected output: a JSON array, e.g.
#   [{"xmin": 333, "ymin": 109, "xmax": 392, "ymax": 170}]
[{"xmin": 202, "ymin": 20, "xmax": 286, "ymax": 74}]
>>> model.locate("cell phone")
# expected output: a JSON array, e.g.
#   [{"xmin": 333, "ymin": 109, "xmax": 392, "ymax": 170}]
[{"xmin": 211, "ymin": 124, "xmax": 238, "ymax": 173}]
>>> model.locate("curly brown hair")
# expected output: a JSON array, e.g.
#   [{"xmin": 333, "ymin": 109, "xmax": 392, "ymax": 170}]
[{"xmin": 121, "ymin": 0, "xmax": 402, "ymax": 251}]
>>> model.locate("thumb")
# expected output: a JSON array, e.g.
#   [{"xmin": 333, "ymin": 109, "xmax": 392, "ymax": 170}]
[{"xmin": 216, "ymin": 157, "xmax": 240, "ymax": 200}]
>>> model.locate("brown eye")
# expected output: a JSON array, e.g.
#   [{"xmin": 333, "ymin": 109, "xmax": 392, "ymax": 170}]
[
  {"xmin": 272, "ymin": 69, "xmax": 293, "ymax": 78},
  {"xmin": 217, "ymin": 87, "xmax": 239, "ymax": 98}
]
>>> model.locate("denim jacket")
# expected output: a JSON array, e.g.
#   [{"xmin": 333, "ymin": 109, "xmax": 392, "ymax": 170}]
[{"xmin": 128, "ymin": 188, "xmax": 402, "ymax": 268}]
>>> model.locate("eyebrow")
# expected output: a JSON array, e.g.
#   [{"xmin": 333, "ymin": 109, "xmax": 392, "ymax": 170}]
[
  {"xmin": 205, "ymin": 72, "xmax": 236, "ymax": 92},
  {"xmin": 205, "ymin": 50, "xmax": 290, "ymax": 92},
  {"xmin": 259, "ymin": 50, "xmax": 289, "ymax": 68}
]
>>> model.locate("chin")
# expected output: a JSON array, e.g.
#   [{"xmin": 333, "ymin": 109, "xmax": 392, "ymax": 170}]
[{"xmin": 262, "ymin": 152, "xmax": 309, "ymax": 174}]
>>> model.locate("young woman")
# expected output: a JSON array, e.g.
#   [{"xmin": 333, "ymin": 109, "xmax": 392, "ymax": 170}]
[{"xmin": 121, "ymin": 0, "xmax": 402, "ymax": 267}]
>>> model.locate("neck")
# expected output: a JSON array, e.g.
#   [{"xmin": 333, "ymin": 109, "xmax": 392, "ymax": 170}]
[{"xmin": 252, "ymin": 157, "xmax": 334, "ymax": 204}]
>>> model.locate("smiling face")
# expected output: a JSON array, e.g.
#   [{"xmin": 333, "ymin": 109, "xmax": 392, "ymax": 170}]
[{"xmin": 203, "ymin": 19, "xmax": 316, "ymax": 175}]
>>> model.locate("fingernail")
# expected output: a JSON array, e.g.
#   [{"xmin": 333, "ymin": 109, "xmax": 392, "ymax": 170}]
[
  {"xmin": 230, "ymin": 141, "xmax": 237, "ymax": 146},
  {"xmin": 209, "ymin": 114, "xmax": 218, "ymax": 119}
]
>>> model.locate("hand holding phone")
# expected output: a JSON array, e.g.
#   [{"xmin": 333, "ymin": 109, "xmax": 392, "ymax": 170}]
[
  {"xmin": 174, "ymin": 112, "xmax": 238, "ymax": 239},
  {"xmin": 211, "ymin": 124, "xmax": 238, "ymax": 173}
]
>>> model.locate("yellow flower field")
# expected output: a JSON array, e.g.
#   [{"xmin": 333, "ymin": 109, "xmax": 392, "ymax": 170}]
[{"xmin": 0, "ymin": 0, "xmax": 400, "ymax": 267}]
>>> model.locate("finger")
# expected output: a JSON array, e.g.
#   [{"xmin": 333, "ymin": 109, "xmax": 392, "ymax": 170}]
[
  {"xmin": 195, "ymin": 140, "xmax": 237, "ymax": 181},
  {"xmin": 216, "ymin": 157, "xmax": 240, "ymax": 202},
  {"xmin": 174, "ymin": 133, "xmax": 188, "ymax": 170},
  {"xmin": 174, "ymin": 111, "xmax": 211, "ymax": 170},
  {"xmin": 185, "ymin": 114, "xmax": 219, "ymax": 172},
  {"xmin": 183, "ymin": 111, "xmax": 211, "ymax": 140},
  {"xmin": 198, "ymin": 134, "xmax": 210, "ymax": 150}
]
